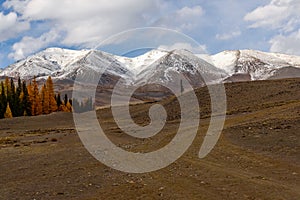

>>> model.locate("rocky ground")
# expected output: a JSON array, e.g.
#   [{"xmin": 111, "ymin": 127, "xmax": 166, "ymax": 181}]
[{"xmin": 0, "ymin": 78, "xmax": 299, "ymax": 200}]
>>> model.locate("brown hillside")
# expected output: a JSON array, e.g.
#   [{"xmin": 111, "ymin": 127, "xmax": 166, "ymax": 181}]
[{"xmin": 0, "ymin": 78, "xmax": 299, "ymax": 200}]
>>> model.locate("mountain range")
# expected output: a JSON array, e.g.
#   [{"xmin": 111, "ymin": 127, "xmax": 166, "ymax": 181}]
[{"xmin": 1, "ymin": 47, "xmax": 300, "ymax": 87}]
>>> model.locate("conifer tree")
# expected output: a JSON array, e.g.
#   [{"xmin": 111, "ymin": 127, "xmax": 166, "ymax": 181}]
[
  {"xmin": 64, "ymin": 94, "xmax": 68, "ymax": 106},
  {"xmin": 86, "ymin": 97, "xmax": 93, "ymax": 111},
  {"xmin": 5, "ymin": 78, "xmax": 11, "ymax": 112},
  {"xmin": 68, "ymin": 99, "xmax": 72, "ymax": 106},
  {"xmin": 46, "ymin": 76, "xmax": 57, "ymax": 112},
  {"xmin": 59, "ymin": 102, "xmax": 67, "ymax": 112},
  {"xmin": 4, "ymin": 77, "xmax": 10, "ymax": 96},
  {"xmin": 4, "ymin": 103, "xmax": 13, "ymax": 118},
  {"xmin": 22, "ymin": 81, "xmax": 31, "ymax": 116},
  {"xmin": 15, "ymin": 77, "xmax": 23, "ymax": 116},
  {"xmin": 31, "ymin": 78, "xmax": 42, "ymax": 116},
  {"xmin": 16, "ymin": 77, "xmax": 22, "ymax": 97},
  {"xmin": 9, "ymin": 78, "xmax": 18, "ymax": 117},
  {"xmin": 56, "ymin": 93, "xmax": 62, "ymax": 108},
  {"xmin": 19, "ymin": 91, "xmax": 25, "ymax": 115},
  {"xmin": 27, "ymin": 81, "xmax": 34, "ymax": 115},
  {"xmin": 66, "ymin": 100, "xmax": 72, "ymax": 112},
  {"xmin": 72, "ymin": 98, "xmax": 80, "ymax": 113},
  {"xmin": 0, "ymin": 82, "xmax": 7, "ymax": 119},
  {"xmin": 40, "ymin": 84, "xmax": 50, "ymax": 114}
]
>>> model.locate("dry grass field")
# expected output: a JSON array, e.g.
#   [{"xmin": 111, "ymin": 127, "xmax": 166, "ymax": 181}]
[{"xmin": 0, "ymin": 78, "xmax": 299, "ymax": 200}]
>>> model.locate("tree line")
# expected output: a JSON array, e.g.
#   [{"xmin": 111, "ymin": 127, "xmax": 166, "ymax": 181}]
[
  {"xmin": 0, "ymin": 76, "xmax": 72, "ymax": 119},
  {"xmin": 72, "ymin": 97, "xmax": 93, "ymax": 113}
]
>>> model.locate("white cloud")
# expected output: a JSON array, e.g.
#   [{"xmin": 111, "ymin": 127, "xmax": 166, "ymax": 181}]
[
  {"xmin": 0, "ymin": 12, "xmax": 30, "ymax": 42},
  {"xmin": 244, "ymin": 0, "xmax": 300, "ymax": 32},
  {"xmin": 176, "ymin": 6, "xmax": 204, "ymax": 18},
  {"xmin": 245, "ymin": 0, "xmax": 300, "ymax": 55},
  {"xmin": 154, "ymin": 5, "xmax": 205, "ymax": 31},
  {"xmin": 270, "ymin": 30, "xmax": 300, "ymax": 55},
  {"xmin": 0, "ymin": 12, "xmax": 17, "ymax": 30},
  {"xmin": 3, "ymin": 0, "xmax": 31, "ymax": 14},
  {"xmin": 14, "ymin": 0, "xmax": 160, "ymax": 47},
  {"xmin": 216, "ymin": 30, "xmax": 241, "ymax": 40},
  {"xmin": 9, "ymin": 29, "xmax": 60, "ymax": 60},
  {"xmin": 2, "ymin": 0, "xmax": 172, "ymax": 61},
  {"xmin": 158, "ymin": 42, "xmax": 207, "ymax": 54}
]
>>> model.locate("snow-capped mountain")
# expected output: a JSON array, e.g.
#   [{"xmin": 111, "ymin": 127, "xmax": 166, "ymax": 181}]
[
  {"xmin": 115, "ymin": 49, "xmax": 169, "ymax": 77},
  {"xmin": 207, "ymin": 50, "xmax": 300, "ymax": 80},
  {"xmin": 1, "ymin": 48, "xmax": 300, "ymax": 86},
  {"xmin": 0, "ymin": 48, "xmax": 226, "ymax": 87},
  {"xmin": 1, "ymin": 48, "xmax": 89, "ymax": 79},
  {"xmin": 134, "ymin": 49, "xmax": 226, "ymax": 87}
]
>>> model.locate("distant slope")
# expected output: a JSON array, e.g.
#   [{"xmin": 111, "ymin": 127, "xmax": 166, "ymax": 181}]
[{"xmin": 268, "ymin": 66, "xmax": 300, "ymax": 80}]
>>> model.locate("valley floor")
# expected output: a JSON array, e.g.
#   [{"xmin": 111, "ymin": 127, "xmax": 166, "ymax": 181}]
[{"xmin": 0, "ymin": 79, "xmax": 299, "ymax": 200}]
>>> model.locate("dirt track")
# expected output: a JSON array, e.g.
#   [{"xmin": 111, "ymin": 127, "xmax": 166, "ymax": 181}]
[{"xmin": 0, "ymin": 79, "xmax": 299, "ymax": 200}]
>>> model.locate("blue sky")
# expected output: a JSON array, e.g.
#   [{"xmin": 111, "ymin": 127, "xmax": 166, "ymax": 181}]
[{"xmin": 1, "ymin": 0, "xmax": 300, "ymax": 68}]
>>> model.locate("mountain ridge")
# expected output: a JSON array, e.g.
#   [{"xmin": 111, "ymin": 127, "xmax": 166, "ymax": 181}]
[{"xmin": 1, "ymin": 47, "xmax": 300, "ymax": 85}]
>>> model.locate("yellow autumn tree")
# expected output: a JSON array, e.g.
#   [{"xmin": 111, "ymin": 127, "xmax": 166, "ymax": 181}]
[
  {"xmin": 4, "ymin": 103, "xmax": 13, "ymax": 118},
  {"xmin": 46, "ymin": 76, "xmax": 57, "ymax": 112},
  {"xmin": 31, "ymin": 78, "xmax": 42, "ymax": 116},
  {"xmin": 40, "ymin": 84, "xmax": 50, "ymax": 114},
  {"xmin": 27, "ymin": 82, "xmax": 33, "ymax": 115},
  {"xmin": 59, "ymin": 102, "xmax": 67, "ymax": 112},
  {"xmin": 65, "ymin": 101, "xmax": 72, "ymax": 112},
  {"xmin": 19, "ymin": 91, "xmax": 25, "ymax": 116}
]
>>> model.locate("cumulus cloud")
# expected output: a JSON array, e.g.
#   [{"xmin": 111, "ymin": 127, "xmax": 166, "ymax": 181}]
[
  {"xmin": 216, "ymin": 30, "xmax": 241, "ymax": 40},
  {"xmin": 154, "ymin": 5, "xmax": 205, "ymax": 31},
  {"xmin": 244, "ymin": 0, "xmax": 300, "ymax": 32},
  {"xmin": 17, "ymin": 0, "xmax": 159, "ymax": 46},
  {"xmin": 176, "ymin": 6, "xmax": 204, "ymax": 18},
  {"xmin": 245, "ymin": 0, "xmax": 300, "ymax": 55},
  {"xmin": 3, "ymin": 0, "xmax": 170, "ymax": 61},
  {"xmin": 158, "ymin": 42, "xmax": 207, "ymax": 54},
  {"xmin": 4, "ymin": 1, "xmax": 207, "ymax": 61},
  {"xmin": 3, "ymin": 0, "xmax": 31, "ymax": 14},
  {"xmin": 270, "ymin": 30, "xmax": 300, "ymax": 55},
  {"xmin": 0, "ymin": 12, "xmax": 30, "ymax": 42},
  {"xmin": 9, "ymin": 29, "xmax": 60, "ymax": 60}
]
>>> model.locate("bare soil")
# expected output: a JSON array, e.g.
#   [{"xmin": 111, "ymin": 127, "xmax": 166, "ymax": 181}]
[{"xmin": 0, "ymin": 78, "xmax": 299, "ymax": 200}]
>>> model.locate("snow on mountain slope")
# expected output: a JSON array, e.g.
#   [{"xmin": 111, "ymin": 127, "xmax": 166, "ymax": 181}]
[
  {"xmin": 0, "ymin": 48, "xmax": 89, "ymax": 79},
  {"xmin": 39, "ymin": 48, "xmax": 89, "ymax": 67},
  {"xmin": 269, "ymin": 52, "xmax": 300, "ymax": 66},
  {"xmin": 134, "ymin": 49, "xmax": 227, "ymax": 87},
  {"xmin": 209, "ymin": 50, "xmax": 300, "ymax": 80},
  {"xmin": 1, "ymin": 47, "xmax": 300, "ymax": 85},
  {"xmin": 54, "ymin": 50, "xmax": 134, "ymax": 85},
  {"xmin": 210, "ymin": 50, "xmax": 239, "ymax": 74},
  {"xmin": 114, "ymin": 49, "xmax": 168, "ymax": 76},
  {"xmin": 0, "ymin": 48, "xmax": 168, "ymax": 83}
]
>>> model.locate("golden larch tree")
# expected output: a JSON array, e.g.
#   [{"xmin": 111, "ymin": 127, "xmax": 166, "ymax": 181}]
[
  {"xmin": 31, "ymin": 78, "xmax": 42, "ymax": 116},
  {"xmin": 46, "ymin": 76, "xmax": 57, "ymax": 112},
  {"xmin": 59, "ymin": 102, "xmax": 66, "ymax": 112},
  {"xmin": 65, "ymin": 101, "xmax": 72, "ymax": 112},
  {"xmin": 40, "ymin": 84, "xmax": 50, "ymax": 114},
  {"xmin": 4, "ymin": 103, "xmax": 13, "ymax": 118}
]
